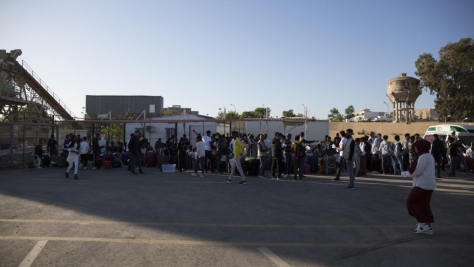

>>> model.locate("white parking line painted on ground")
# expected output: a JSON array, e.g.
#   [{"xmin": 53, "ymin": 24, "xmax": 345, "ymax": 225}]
[
  {"xmin": 18, "ymin": 240, "xmax": 48, "ymax": 267},
  {"xmin": 2, "ymin": 236, "xmax": 474, "ymax": 249},
  {"xmin": 258, "ymin": 247, "xmax": 292, "ymax": 267}
]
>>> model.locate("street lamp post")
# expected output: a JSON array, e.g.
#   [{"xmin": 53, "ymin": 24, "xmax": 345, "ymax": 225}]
[
  {"xmin": 219, "ymin": 107, "xmax": 226, "ymax": 119},
  {"xmin": 230, "ymin": 104, "xmax": 236, "ymax": 113},
  {"xmin": 445, "ymin": 115, "xmax": 451, "ymax": 124}
]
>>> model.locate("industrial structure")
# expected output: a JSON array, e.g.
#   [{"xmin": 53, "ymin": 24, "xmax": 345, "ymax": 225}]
[
  {"xmin": 0, "ymin": 49, "xmax": 76, "ymax": 123},
  {"xmin": 386, "ymin": 73, "xmax": 421, "ymax": 123}
]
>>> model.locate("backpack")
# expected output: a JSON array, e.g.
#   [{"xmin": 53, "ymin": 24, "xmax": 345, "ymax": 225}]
[
  {"xmin": 284, "ymin": 140, "xmax": 292, "ymax": 153},
  {"xmin": 295, "ymin": 142, "xmax": 306, "ymax": 159}
]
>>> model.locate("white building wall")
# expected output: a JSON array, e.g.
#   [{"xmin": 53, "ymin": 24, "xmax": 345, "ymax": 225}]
[
  {"xmin": 124, "ymin": 114, "xmax": 218, "ymax": 146},
  {"xmin": 245, "ymin": 120, "xmax": 329, "ymax": 141}
]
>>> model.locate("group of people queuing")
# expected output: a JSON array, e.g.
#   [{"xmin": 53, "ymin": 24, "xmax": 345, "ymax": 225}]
[
  {"xmin": 37, "ymin": 133, "xmax": 127, "ymax": 179},
  {"xmin": 182, "ymin": 130, "xmax": 322, "ymax": 185}
]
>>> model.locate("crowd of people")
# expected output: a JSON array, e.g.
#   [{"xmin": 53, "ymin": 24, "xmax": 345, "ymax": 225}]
[{"xmin": 34, "ymin": 127, "xmax": 469, "ymax": 236}]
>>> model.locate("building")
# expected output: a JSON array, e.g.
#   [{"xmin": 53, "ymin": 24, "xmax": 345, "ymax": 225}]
[
  {"xmin": 415, "ymin": 107, "xmax": 438, "ymax": 121},
  {"xmin": 352, "ymin": 108, "xmax": 386, "ymax": 121},
  {"xmin": 163, "ymin": 105, "xmax": 199, "ymax": 115},
  {"xmin": 85, "ymin": 95, "xmax": 164, "ymax": 120}
]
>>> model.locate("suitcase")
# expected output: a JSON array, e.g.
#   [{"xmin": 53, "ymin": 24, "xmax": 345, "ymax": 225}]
[
  {"xmin": 303, "ymin": 163, "xmax": 311, "ymax": 174},
  {"xmin": 121, "ymin": 153, "xmax": 130, "ymax": 165},
  {"xmin": 104, "ymin": 161, "xmax": 112, "ymax": 169},
  {"xmin": 56, "ymin": 156, "xmax": 67, "ymax": 168},
  {"xmin": 324, "ymin": 157, "xmax": 336, "ymax": 174},
  {"xmin": 146, "ymin": 153, "xmax": 157, "ymax": 167}
]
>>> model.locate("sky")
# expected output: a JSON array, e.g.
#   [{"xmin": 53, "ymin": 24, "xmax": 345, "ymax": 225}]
[{"xmin": 2, "ymin": 0, "xmax": 473, "ymax": 120}]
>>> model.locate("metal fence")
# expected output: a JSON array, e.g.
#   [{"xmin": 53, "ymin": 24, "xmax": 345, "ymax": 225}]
[{"xmin": 0, "ymin": 122, "xmax": 57, "ymax": 168}]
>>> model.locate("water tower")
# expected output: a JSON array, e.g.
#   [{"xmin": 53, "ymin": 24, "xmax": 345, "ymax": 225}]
[{"xmin": 387, "ymin": 73, "xmax": 421, "ymax": 123}]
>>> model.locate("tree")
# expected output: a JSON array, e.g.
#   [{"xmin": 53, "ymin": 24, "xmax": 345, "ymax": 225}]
[
  {"xmin": 240, "ymin": 111, "xmax": 257, "ymax": 119},
  {"xmin": 254, "ymin": 107, "xmax": 271, "ymax": 118},
  {"xmin": 345, "ymin": 105, "xmax": 355, "ymax": 121},
  {"xmin": 216, "ymin": 110, "xmax": 240, "ymax": 119},
  {"xmin": 415, "ymin": 37, "xmax": 474, "ymax": 122},
  {"xmin": 328, "ymin": 108, "xmax": 343, "ymax": 122},
  {"xmin": 100, "ymin": 113, "xmax": 134, "ymax": 142},
  {"xmin": 282, "ymin": 109, "xmax": 295, "ymax": 117}
]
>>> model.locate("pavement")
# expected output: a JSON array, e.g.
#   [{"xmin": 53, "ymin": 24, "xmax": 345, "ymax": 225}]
[{"xmin": 0, "ymin": 166, "xmax": 473, "ymax": 267}]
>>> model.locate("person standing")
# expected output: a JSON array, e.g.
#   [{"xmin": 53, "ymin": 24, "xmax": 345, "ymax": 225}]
[
  {"xmin": 370, "ymin": 133, "xmax": 382, "ymax": 173},
  {"xmin": 282, "ymin": 133, "xmax": 293, "ymax": 177},
  {"xmin": 66, "ymin": 135, "xmax": 80, "ymax": 179},
  {"xmin": 344, "ymin": 129, "xmax": 356, "ymax": 189},
  {"xmin": 447, "ymin": 136, "xmax": 460, "ymax": 177},
  {"xmin": 216, "ymin": 134, "xmax": 228, "ymax": 173},
  {"xmin": 333, "ymin": 131, "xmax": 347, "ymax": 181},
  {"xmin": 191, "ymin": 136, "xmax": 206, "ymax": 177},
  {"xmin": 402, "ymin": 139, "xmax": 437, "ymax": 235},
  {"xmin": 257, "ymin": 134, "xmax": 269, "ymax": 178},
  {"xmin": 292, "ymin": 134, "xmax": 306, "ymax": 181},
  {"xmin": 431, "ymin": 134, "xmax": 444, "ymax": 178},
  {"xmin": 92, "ymin": 133, "xmax": 101, "ymax": 170},
  {"xmin": 79, "ymin": 137, "xmax": 90, "ymax": 170},
  {"xmin": 46, "ymin": 134, "xmax": 58, "ymax": 157},
  {"xmin": 402, "ymin": 133, "xmax": 410, "ymax": 171},
  {"xmin": 393, "ymin": 135, "xmax": 404, "ymax": 174},
  {"xmin": 271, "ymin": 132, "xmax": 283, "ymax": 179},
  {"xmin": 379, "ymin": 135, "xmax": 393, "ymax": 175},
  {"xmin": 226, "ymin": 132, "xmax": 247, "ymax": 185},
  {"xmin": 128, "ymin": 131, "xmax": 144, "ymax": 174}
]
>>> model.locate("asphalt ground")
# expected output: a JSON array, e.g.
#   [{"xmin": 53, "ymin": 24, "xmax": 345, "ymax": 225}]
[{"xmin": 0, "ymin": 165, "xmax": 473, "ymax": 267}]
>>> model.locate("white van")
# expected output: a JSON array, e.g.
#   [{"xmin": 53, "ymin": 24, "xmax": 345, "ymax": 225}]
[{"xmin": 423, "ymin": 124, "xmax": 474, "ymax": 145}]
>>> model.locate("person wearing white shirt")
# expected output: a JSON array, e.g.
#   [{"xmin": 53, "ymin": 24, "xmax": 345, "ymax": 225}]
[
  {"xmin": 191, "ymin": 136, "xmax": 206, "ymax": 177},
  {"xmin": 402, "ymin": 139, "xmax": 436, "ymax": 235},
  {"xmin": 370, "ymin": 133, "xmax": 382, "ymax": 173},
  {"xmin": 333, "ymin": 131, "xmax": 347, "ymax": 181},
  {"xmin": 79, "ymin": 137, "xmax": 90, "ymax": 170},
  {"xmin": 379, "ymin": 135, "xmax": 393, "ymax": 174}
]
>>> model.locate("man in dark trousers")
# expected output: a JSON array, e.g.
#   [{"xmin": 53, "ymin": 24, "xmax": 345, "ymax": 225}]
[
  {"xmin": 47, "ymin": 134, "xmax": 58, "ymax": 157},
  {"xmin": 92, "ymin": 133, "xmax": 101, "ymax": 170},
  {"xmin": 128, "ymin": 130, "xmax": 144, "ymax": 174},
  {"xmin": 431, "ymin": 134, "xmax": 444, "ymax": 178},
  {"xmin": 271, "ymin": 132, "xmax": 284, "ymax": 179}
]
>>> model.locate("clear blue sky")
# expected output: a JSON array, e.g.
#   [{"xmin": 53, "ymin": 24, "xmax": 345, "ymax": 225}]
[{"xmin": 2, "ymin": 0, "xmax": 473, "ymax": 119}]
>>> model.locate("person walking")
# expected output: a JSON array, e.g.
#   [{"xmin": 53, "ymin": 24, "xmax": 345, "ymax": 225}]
[
  {"xmin": 227, "ymin": 132, "xmax": 247, "ymax": 185},
  {"xmin": 402, "ymin": 139, "xmax": 437, "ymax": 235},
  {"xmin": 66, "ymin": 135, "xmax": 80, "ymax": 179},
  {"xmin": 257, "ymin": 134, "xmax": 269, "ymax": 178}
]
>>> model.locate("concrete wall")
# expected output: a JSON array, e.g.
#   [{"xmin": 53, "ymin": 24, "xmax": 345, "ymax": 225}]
[{"xmin": 329, "ymin": 121, "xmax": 438, "ymax": 139}]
